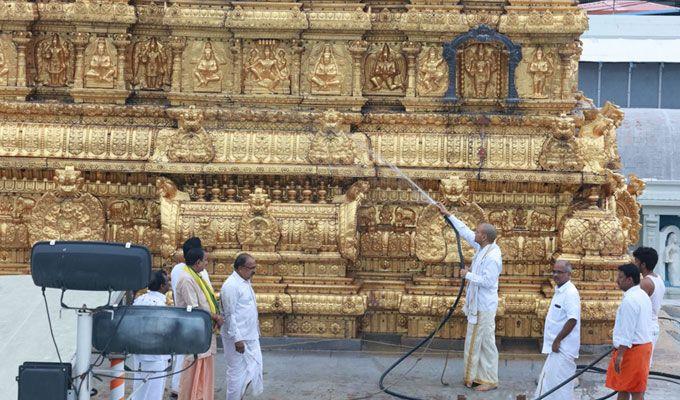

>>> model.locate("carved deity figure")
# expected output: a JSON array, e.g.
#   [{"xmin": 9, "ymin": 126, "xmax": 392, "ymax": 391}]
[
  {"xmin": 193, "ymin": 41, "xmax": 221, "ymax": 88},
  {"xmin": 0, "ymin": 48, "xmax": 9, "ymax": 85},
  {"xmin": 528, "ymin": 47, "xmax": 553, "ymax": 98},
  {"xmin": 85, "ymin": 39, "xmax": 116, "ymax": 87},
  {"xmin": 367, "ymin": 44, "xmax": 405, "ymax": 91},
  {"xmin": 37, "ymin": 34, "xmax": 71, "ymax": 87},
  {"xmin": 310, "ymin": 44, "xmax": 341, "ymax": 93},
  {"xmin": 463, "ymin": 43, "xmax": 497, "ymax": 98},
  {"xmin": 245, "ymin": 44, "xmax": 289, "ymax": 93},
  {"xmin": 665, "ymin": 232, "xmax": 680, "ymax": 286},
  {"xmin": 417, "ymin": 47, "xmax": 447, "ymax": 96},
  {"xmin": 133, "ymin": 37, "xmax": 168, "ymax": 90}
]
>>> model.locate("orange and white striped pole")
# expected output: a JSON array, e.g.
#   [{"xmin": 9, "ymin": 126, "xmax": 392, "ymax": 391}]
[{"xmin": 109, "ymin": 356, "xmax": 125, "ymax": 400}]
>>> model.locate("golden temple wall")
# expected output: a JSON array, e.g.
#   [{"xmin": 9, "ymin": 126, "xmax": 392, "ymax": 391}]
[{"xmin": 0, "ymin": 0, "xmax": 644, "ymax": 344}]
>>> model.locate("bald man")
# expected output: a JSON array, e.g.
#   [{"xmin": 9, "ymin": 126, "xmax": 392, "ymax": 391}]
[{"xmin": 438, "ymin": 204, "xmax": 502, "ymax": 392}]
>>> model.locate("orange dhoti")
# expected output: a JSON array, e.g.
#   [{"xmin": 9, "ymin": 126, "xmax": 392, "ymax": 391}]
[
  {"xmin": 605, "ymin": 342, "xmax": 652, "ymax": 393},
  {"xmin": 178, "ymin": 355, "xmax": 215, "ymax": 400}
]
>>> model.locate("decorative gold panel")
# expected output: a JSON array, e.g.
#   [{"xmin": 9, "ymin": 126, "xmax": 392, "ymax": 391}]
[{"xmin": 0, "ymin": 0, "xmax": 638, "ymax": 344}]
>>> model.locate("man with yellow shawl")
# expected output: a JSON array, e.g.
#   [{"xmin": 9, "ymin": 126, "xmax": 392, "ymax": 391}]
[{"xmin": 175, "ymin": 247, "xmax": 223, "ymax": 400}]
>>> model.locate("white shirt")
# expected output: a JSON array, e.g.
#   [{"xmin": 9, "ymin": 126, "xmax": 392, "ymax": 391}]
[
  {"xmin": 220, "ymin": 271, "xmax": 259, "ymax": 342},
  {"xmin": 542, "ymin": 280, "xmax": 581, "ymax": 359},
  {"xmin": 171, "ymin": 262, "xmax": 212, "ymax": 301},
  {"xmin": 613, "ymin": 285, "xmax": 653, "ymax": 348},
  {"xmin": 647, "ymin": 274, "xmax": 665, "ymax": 324},
  {"xmin": 133, "ymin": 291, "xmax": 171, "ymax": 363},
  {"xmin": 447, "ymin": 215, "xmax": 503, "ymax": 321}
]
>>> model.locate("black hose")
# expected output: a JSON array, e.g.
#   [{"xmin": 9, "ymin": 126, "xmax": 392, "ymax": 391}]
[
  {"xmin": 535, "ymin": 352, "xmax": 680, "ymax": 400},
  {"xmin": 377, "ymin": 215, "xmax": 467, "ymax": 400},
  {"xmin": 534, "ymin": 348, "xmax": 614, "ymax": 399}
]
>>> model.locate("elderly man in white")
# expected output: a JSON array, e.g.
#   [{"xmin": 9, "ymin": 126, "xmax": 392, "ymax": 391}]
[
  {"xmin": 131, "ymin": 270, "xmax": 171, "ymax": 400},
  {"xmin": 534, "ymin": 260, "xmax": 581, "ymax": 400},
  {"xmin": 220, "ymin": 253, "xmax": 263, "ymax": 400},
  {"xmin": 437, "ymin": 203, "xmax": 502, "ymax": 392}
]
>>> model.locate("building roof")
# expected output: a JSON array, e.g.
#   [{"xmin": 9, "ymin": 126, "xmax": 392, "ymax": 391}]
[
  {"xmin": 581, "ymin": 15, "xmax": 680, "ymax": 62},
  {"xmin": 580, "ymin": 0, "xmax": 679, "ymax": 15},
  {"xmin": 618, "ymin": 108, "xmax": 680, "ymax": 180}
]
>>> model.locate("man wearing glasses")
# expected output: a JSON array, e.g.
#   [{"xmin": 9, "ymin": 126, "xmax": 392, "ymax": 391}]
[{"xmin": 534, "ymin": 260, "xmax": 581, "ymax": 400}]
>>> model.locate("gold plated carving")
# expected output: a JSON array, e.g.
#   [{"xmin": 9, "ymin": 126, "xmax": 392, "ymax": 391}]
[
  {"xmin": 35, "ymin": 33, "xmax": 73, "ymax": 87},
  {"xmin": 528, "ymin": 47, "xmax": 554, "ymax": 98},
  {"xmin": 310, "ymin": 44, "xmax": 342, "ymax": 95},
  {"xmin": 0, "ymin": 0, "xmax": 639, "ymax": 343},
  {"xmin": 416, "ymin": 46, "xmax": 448, "ymax": 97},
  {"xmin": 365, "ymin": 44, "xmax": 406, "ymax": 93},
  {"xmin": 238, "ymin": 188, "xmax": 281, "ymax": 252},
  {"xmin": 84, "ymin": 38, "xmax": 117, "ymax": 88},
  {"xmin": 27, "ymin": 167, "xmax": 105, "ymax": 244},
  {"xmin": 132, "ymin": 37, "xmax": 171, "ymax": 90},
  {"xmin": 460, "ymin": 42, "xmax": 501, "ymax": 99},
  {"xmin": 244, "ymin": 40, "xmax": 290, "ymax": 95},
  {"xmin": 189, "ymin": 41, "xmax": 227, "ymax": 93}
]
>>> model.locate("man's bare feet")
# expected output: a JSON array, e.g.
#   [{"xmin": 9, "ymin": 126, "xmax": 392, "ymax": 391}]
[{"xmin": 474, "ymin": 384, "xmax": 497, "ymax": 392}]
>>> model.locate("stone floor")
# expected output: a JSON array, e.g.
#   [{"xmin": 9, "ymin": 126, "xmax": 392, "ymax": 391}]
[
  {"xmin": 4, "ymin": 271, "xmax": 678, "ymax": 400},
  {"xmin": 91, "ymin": 306, "xmax": 680, "ymax": 400}
]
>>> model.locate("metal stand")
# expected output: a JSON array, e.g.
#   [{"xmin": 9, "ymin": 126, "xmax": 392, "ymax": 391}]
[{"xmin": 75, "ymin": 309, "xmax": 93, "ymax": 400}]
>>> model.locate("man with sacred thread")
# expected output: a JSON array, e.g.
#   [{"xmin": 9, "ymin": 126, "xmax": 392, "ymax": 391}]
[
  {"xmin": 437, "ymin": 203, "xmax": 502, "ymax": 392},
  {"xmin": 174, "ymin": 247, "xmax": 224, "ymax": 400}
]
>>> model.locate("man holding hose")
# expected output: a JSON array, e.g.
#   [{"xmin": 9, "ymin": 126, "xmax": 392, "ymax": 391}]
[{"xmin": 437, "ymin": 203, "xmax": 502, "ymax": 392}]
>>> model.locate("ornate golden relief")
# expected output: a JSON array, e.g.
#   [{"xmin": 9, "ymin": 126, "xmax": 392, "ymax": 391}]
[
  {"xmin": 308, "ymin": 109, "xmax": 369, "ymax": 166},
  {"xmin": 237, "ymin": 188, "xmax": 281, "ymax": 252},
  {"xmin": 26, "ymin": 167, "xmax": 105, "ymax": 244},
  {"xmin": 364, "ymin": 43, "xmax": 406, "ymax": 94},
  {"xmin": 517, "ymin": 46, "xmax": 557, "ymax": 99},
  {"xmin": 0, "ymin": 34, "xmax": 17, "ymax": 86},
  {"xmin": 415, "ymin": 176, "xmax": 485, "ymax": 264},
  {"xmin": 303, "ymin": 42, "xmax": 350, "ymax": 96},
  {"xmin": 459, "ymin": 42, "xmax": 504, "ymax": 99},
  {"xmin": 338, "ymin": 180, "xmax": 370, "ymax": 262},
  {"xmin": 539, "ymin": 114, "xmax": 585, "ymax": 172},
  {"xmin": 416, "ymin": 45, "xmax": 448, "ymax": 97},
  {"xmin": 83, "ymin": 38, "xmax": 117, "ymax": 89},
  {"xmin": 243, "ymin": 40, "xmax": 291, "ymax": 95},
  {"xmin": 606, "ymin": 173, "xmax": 645, "ymax": 246},
  {"xmin": 0, "ymin": 0, "xmax": 638, "ymax": 343},
  {"xmin": 183, "ymin": 40, "xmax": 229, "ymax": 94},
  {"xmin": 577, "ymin": 101, "xmax": 623, "ymax": 173},
  {"xmin": 34, "ymin": 33, "xmax": 74, "ymax": 87},
  {"xmin": 131, "ymin": 37, "xmax": 171, "ymax": 90},
  {"xmin": 153, "ymin": 106, "xmax": 214, "ymax": 163}
]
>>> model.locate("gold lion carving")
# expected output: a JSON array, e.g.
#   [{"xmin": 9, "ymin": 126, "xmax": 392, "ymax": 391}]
[{"xmin": 153, "ymin": 106, "xmax": 214, "ymax": 163}]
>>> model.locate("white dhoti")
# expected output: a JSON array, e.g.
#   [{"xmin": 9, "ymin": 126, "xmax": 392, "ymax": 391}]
[
  {"xmin": 172, "ymin": 354, "xmax": 185, "ymax": 394},
  {"xmin": 222, "ymin": 337, "xmax": 264, "ymax": 400},
  {"xmin": 131, "ymin": 358, "xmax": 169, "ymax": 400},
  {"xmin": 463, "ymin": 310, "xmax": 498, "ymax": 387},
  {"xmin": 534, "ymin": 351, "xmax": 576, "ymax": 400},
  {"xmin": 650, "ymin": 321, "xmax": 660, "ymax": 367}
]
